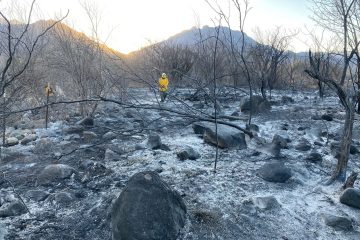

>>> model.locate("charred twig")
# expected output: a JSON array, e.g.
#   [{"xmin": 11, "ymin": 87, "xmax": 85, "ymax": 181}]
[
  {"xmin": 342, "ymin": 172, "xmax": 358, "ymax": 190},
  {"xmin": 1, "ymin": 172, "xmax": 31, "ymax": 215}
]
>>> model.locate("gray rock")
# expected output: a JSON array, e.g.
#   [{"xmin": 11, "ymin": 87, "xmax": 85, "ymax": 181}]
[
  {"xmin": 26, "ymin": 190, "xmax": 49, "ymax": 202},
  {"xmin": 76, "ymin": 116, "xmax": 94, "ymax": 126},
  {"xmin": 281, "ymin": 96, "xmax": 294, "ymax": 104},
  {"xmin": 103, "ymin": 131, "xmax": 117, "ymax": 141},
  {"xmin": 322, "ymin": 213, "xmax": 353, "ymax": 231},
  {"xmin": 240, "ymin": 95, "xmax": 271, "ymax": 114},
  {"xmin": 305, "ymin": 152, "xmax": 323, "ymax": 163},
  {"xmin": 64, "ymin": 125, "xmax": 84, "ymax": 135},
  {"xmin": 321, "ymin": 114, "xmax": 333, "ymax": 121},
  {"xmin": 104, "ymin": 149, "xmax": 121, "ymax": 162},
  {"xmin": 82, "ymin": 131, "xmax": 97, "ymax": 143},
  {"xmin": 203, "ymin": 124, "xmax": 247, "ymax": 149},
  {"xmin": 37, "ymin": 164, "xmax": 76, "ymax": 186},
  {"xmin": 33, "ymin": 139, "xmax": 55, "ymax": 154},
  {"xmin": 5, "ymin": 137, "xmax": 19, "ymax": 147},
  {"xmin": 177, "ymin": 146, "xmax": 200, "ymax": 160},
  {"xmin": 21, "ymin": 134, "xmax": 38, "ymax": 145},
  {"xmin": 252, "ymin": 196, "xmax": 280, "ymax": 210},
  {"xmin": 350, "ymin": 145, "xmax": 359, "ymax": 155},
  {"xmin": 258, "ymin": 162, "xmax": 292, "ymax": 183},
  {"xmin": 272, "ymin": 134, "xmax": 289, "ymax": 149},
  {"xmin": 295, "ymin": 138, "xmax": 312, "ymax": 151},
  {"xmin": 254, "ymin": 137, "xmax": 282, "ymax": 157},
  {"xmin": 49, "ymin": 192, "xmax": 74, "ymax": 207},
  {"xmin": 146, "ymin": 133, "xmax": 162, "ymax": 150},
  {"xmin": 193, "ymin": 122, "xmax": 208, "ymax": 135},
  {"xmin": 111, "ymin": 171, "xmax": 186, "ymax": 240},
  {"xmin": 14, "ymin": 120, "xmax": 35, "ymax": 130},
  {"xmin": 246, "ymin": 124, "xmax": 260, "ymax": 133},
  {"xmin": 340, "ymin": 188, "xmax": 360, "ymax": 209},
  {"xmin": 0, "ymin": 201, "xmax": 27, "ymax": 217},
  {"xmin": 9, "ymin": 130, "xmax": 27, "ymax": 140}
]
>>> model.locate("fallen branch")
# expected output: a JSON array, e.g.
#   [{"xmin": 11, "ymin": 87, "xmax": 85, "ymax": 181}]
[
  {"xmin": 99, "ymin": 97, "xmax": 254, "ymax": 138},
  {"xmin": 342, "ymin": 172, "xmax": 358, "ymax": 190}
]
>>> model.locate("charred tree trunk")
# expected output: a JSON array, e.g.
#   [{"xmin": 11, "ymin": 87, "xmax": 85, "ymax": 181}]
[
  {"xmin": 317, "ymin": 81, "xmax": 324, "ymax": 99},
  {"xmin": 260, "ymin": 79, "xmax": 266, "ymax": 100},
  {"xmin": 329, "ymin": 105, "xmax": 354, "ymax": 182}
]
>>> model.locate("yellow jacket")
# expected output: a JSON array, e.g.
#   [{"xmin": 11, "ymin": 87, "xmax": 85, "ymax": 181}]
[{"xmin": 159, "ymin": 77, "xmax": 169, "ymax": 92}]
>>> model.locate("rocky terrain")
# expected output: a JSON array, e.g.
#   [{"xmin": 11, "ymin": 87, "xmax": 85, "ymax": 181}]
[{"xmin": 0, "ymin": 88, "xmax": 359, "ymax": 240}]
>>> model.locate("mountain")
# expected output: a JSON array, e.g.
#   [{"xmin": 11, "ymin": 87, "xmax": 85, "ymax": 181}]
[{"xmin": 164, "ymin": 25, "xmax": 257, "ymax": 48}]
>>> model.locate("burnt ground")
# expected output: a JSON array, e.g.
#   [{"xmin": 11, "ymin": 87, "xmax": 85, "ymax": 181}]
[{"xmin": 0, "ymin": 88, "xmax": 360, "ymax": 240}]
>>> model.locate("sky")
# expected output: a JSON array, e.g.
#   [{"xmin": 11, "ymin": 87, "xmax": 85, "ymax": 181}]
[{"xmin": 0, "ymin": 0, "xmax": 315, "ymax": 54}]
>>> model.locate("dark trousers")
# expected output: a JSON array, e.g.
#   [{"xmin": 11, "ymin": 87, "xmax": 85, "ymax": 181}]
[{"xmin": 160, "ymin": 91, "xmax": 167, "ymax": 102}]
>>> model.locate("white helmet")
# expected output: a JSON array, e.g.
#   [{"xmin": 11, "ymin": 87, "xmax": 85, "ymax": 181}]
[{"xmin": 161, "ymin": 73, "xmax": 167, "ymax": 78}]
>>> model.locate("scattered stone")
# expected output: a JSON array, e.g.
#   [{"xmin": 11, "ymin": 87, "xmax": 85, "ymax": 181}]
[
  {"xmin": 246, "ymin": 124, "xmax": 260, "ymax": 133},
  {"xmin": 26, "ymin": 190, "xmax": 49, "ymax": 202},
  {"xmin": 104, "ymin": 149, "xmax": 121, "ymax": 162},
  {"xmin": 305, "ymin": 152, "xmax": 323, "ymax": 163},
  {"xmin": 240, "ymin": 95, "xmax": 271, "ymax": 114},
  {"xmin": 103, "ymin": 131, "xmax": 117, "ymax": 141},
  {"xmin": 350, "ymin": 145, "xmax": 359, "ymax": 155},
  {"xmin": 340, "ymin": 188, "xmax": 360, "ymax": 209},
  {"xmin": 281, "ymin": 96, "xmax": 294, "ymax": 104},
  {"xmin": 160, "ymin": 144, "xmax": 171, "ymax": 151},
  {"xmin": 252, "ymin": 196, "xmax": 280, "ymax": 210},
  {"xmin": 33, "ymin": 138, "xmax": 56, "ymax": 154},
  {"xmin": 14, "ymin": 120, "xmax": 35, "ymax": 130},
  {"xmin": 21, "ymin": 134, "xmax": 37, "ymax": 145},
  {"xmin": 135, "ymin": 143, "xmax": 146, "ymax": 150},
  {"xmin": 9, "ymin": 130, "xmax": 27, "ymax": 140},
  {"xmin": 254, "ymin": 137, "xmax": 282, "ymax": 157},
  {"xmin": 258, "ymin": 162, "xmax": 292, "ymax": 183},
  {"xmin": 76, "ymin": 116, "xmax": 94, "ymax": 126},
  {"xmin": 49, "ymin": 192, "xmax": 74, "ymax": 207},
  {"xmin": 331, "ymin": 143, "xmax": 359, "ymax": 156},
  {"xmin": 82, "ymin": 131, "xmax": 97, "ymax": 143},
  {"xmin": 272, "ymin": 134, "xmax": 289, "ymax": 149},
  {"xmin": 5, "ymin": 137, "xmax": 19, "ymax": 147},
  {"xmin": 0, "ymin": 201, "xmax": 27, "ymax": 217},
  {"xmin": 321, "ymin": 114, "xmax": 333, "ymax": 121},
  {"xmin": 231, "ymin": 111, "xmax": 239, "ymax": 117},
  {"xmin": 112, "ymin": 171, "xmax": 186, "ymax": 240},
  {"xmin": 146, "ymin": 133, "xmax": 162, "ymax": 150},
  {"xmin": 64, "ymin": 125, "xmax": 84, "ymax": 135},
  {"xmin": 295, "ymin": 138, "xmax": 312, "ymax": 151},
  {"xmin": 37, "ymin": 164, "xmax": 76, "ymax": 186},
  {"xmin": 177, "ymin": 146, "xmax": 200, "ymax": 160},
  {"xmin": 322, "ymin": 213, "xmax": 353, "ymax": 231},
  {"xmin": 193, "ymin": 122, "xmax": 208, "ymax": 135}
]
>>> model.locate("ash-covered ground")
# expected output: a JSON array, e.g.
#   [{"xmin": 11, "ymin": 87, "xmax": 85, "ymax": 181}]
[{"xmin": 0, "ymin": 88, "xmax": 359, "ymax": 240}]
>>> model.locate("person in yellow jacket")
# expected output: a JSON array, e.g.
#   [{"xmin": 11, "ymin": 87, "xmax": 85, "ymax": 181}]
[{"xmin": 159, "ymin": 73, "xmax": 169, "ymax": 102}]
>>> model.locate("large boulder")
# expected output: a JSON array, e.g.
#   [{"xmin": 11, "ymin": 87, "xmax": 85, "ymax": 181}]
[
  {"xmin": 177, "ymin": 146, "xmax": 200, "ymax": 160},
  {"xmin": 258, "ymin": 162, "xmax": 292, "ymax": 183},
  {"xmin": 340, "ymin": 188, "xmax": 360, "ymax": 209},
  {"xmin": 240, "ymin": 95, "xmax": 271, "ymax": 114},
  {"xmin": 0, "ymin": 201, "xmax": 27, "ymax": 217},
  {"xmin": 195, "ymin": 122, "xmax": 246, "ymax": 149},
  {"xmin": 37, "ymin": 164, "xmax": 76, "ymax": 186},
  {"xmin": 322, "ymin": 213, "xmax": 353, "ymax": 231},
  {"xmin": 111, "ymin": 171, "xmax": 187, "ymax": 240}
]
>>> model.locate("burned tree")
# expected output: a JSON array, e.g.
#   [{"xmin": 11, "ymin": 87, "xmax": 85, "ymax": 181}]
[{"xmin": 306, "ymin": 0, "xmax": 360, "ymax": 183}]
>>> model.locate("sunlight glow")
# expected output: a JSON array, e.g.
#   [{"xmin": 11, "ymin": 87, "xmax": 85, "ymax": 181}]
[{"xmin": 1, "ymin": 0, "xmax": 314, "ymax": 54}]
